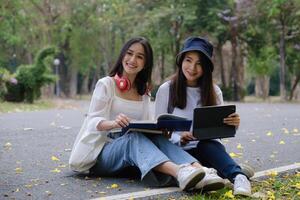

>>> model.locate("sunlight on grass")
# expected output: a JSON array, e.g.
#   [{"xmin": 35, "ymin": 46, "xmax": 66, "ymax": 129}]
[{"xmin": 0, "ymin": 100, "xmax": 54, "ymax": 113}]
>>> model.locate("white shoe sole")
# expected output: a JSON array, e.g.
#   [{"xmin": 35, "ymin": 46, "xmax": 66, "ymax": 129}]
[
  {"xmin": 180, "ymin": 170, "xmax": 205, "ymax": 191},
  {"xmin": 199, "ymin": 181, "xmax": 225, "ymax": 192},
  {"xmin": 234, "ymin": 189, "xmax": 251, "ymax": 197}
]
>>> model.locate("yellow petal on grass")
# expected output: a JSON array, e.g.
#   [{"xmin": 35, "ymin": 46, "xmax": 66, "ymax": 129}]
[
  {"xmin": 279, "ymin": 140, "xmax": 285, "ymax": 145},
  {"xmin": 110, "ymin": 184, "xmax": 119, "ymax": 189},
  {"xmin": 237, "ymin": 143, "xmax": 243, "ymax": 149},
  {"xmin": 297, "ymin": 191, "xmax": 300, "ymax": 196},
  {"xmin": 223, "ymin": 190, "xmax": 235, "ymax": 199},
  {"xmin": 267, "ymin": 191, "xmax": 275, "ymax": 200},
  {"xmin": 50, "ymin": 168, "xmax": 61, "ymax": 173},
  {"xmin": 294, "ymin": 183, "xmax": 300, "ymax": 189},
  {"xmin": 51, "ymin": 156, "xmax": 60, "ymax": 161},
  {"xmin": 15, "ymin": 168, "xmax": 23, "ymax": 174},
  {"xmin": 266, "ymin": 131, "xmax": 273, "ymax": 136},
  {"xmin": 293, "ymin": 128, "xmax": 299, "ymax": 133},
  {"xmin": 267, "ymin": 170, "xmax": 278, "ymax": 177}
]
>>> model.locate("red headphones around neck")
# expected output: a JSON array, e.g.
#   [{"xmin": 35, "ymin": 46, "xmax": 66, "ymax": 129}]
[{"xmin": 114, "ymin": 74, "xmax": 131, "ymax": 92}]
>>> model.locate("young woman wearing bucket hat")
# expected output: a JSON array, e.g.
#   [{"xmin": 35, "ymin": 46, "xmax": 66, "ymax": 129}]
[{"xmin": 155, "ymin": 36, "xmax": 252, "ymax": 196}]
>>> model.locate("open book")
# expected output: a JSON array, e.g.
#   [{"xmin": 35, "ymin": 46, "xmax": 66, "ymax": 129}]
[
  {"xmin": 118, "ymin": 113, "xmax": 192, "ymax": 135},
  {"xmin": 193, "ymin": 105, "xmax": 236, "ymax": 140}
]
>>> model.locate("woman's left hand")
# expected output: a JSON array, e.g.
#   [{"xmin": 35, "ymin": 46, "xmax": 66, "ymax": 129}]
[{"xmin": 223, "ymin": 113, "xmax": 240, "ymax": 129}]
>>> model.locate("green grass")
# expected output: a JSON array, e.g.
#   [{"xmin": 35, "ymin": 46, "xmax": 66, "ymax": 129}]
[
  {"xmin": 175, "ymin": 172, "xmax": 300, "ymax": 200},
  {"xmin": 0, "ymin": 100, "xmax": 55, "ymax": 113}
]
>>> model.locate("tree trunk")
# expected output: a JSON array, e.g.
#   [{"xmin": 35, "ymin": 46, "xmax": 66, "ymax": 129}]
[
  {"xmin": 237, "ymin": 43, "xmax": 245, "ymax": 101},
  {"xmin": 80, "ymin": 73, "xmax": 89, "ymax": 94},
  {"xmin": 216, "ymin": 42, "xmax": 226, "ymax": 87},
  {"xmin": 230, "ymin": 24, "xmax": 239, "ymax": 101},
  {"xmin": 279, "ymin": 18, "xmax": 287, "ymax": 100},
  {"xmin": 289, "ymin": 74, "xmax": 300, "ymax": 100},
  {"xmin": 68, "ymin": 66, "xmax": 78, "ymax": 98},
  {"xmin": 255, "ymin": 75, "xmax": 270, "ymax": 99}
]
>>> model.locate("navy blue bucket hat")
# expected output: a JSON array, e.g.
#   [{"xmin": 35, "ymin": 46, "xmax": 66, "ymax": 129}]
[{"xmin": 176, "ymin": 36, "xmax": 214, "ymax": 72}]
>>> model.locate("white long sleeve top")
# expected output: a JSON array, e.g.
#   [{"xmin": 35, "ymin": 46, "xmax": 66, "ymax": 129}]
[
  {"xmin": 154, "ymin": 81, "xmax": 223, "ymax": 150},
  {"xmin": 69, "ymin": 76, "xmax": 151, "ymax": 172}
]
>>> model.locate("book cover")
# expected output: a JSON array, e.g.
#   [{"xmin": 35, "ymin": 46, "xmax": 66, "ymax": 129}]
[
  {"xmin": 193, "ymin": 105, "xmax": 236, "ymax": 140},
  {"xmin": 121, "ymin": 113, "xmax": 192, "ymax": 135}
]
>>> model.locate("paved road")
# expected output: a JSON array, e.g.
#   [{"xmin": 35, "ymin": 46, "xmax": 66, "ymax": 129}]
[{"xmin": 1, "ymin": 102, "xmax": 300, "ymax": 199}]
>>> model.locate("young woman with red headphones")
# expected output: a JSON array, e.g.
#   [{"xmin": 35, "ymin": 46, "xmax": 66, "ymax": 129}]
[{"xmin": 69, "ymin": 37, "xmax": 207, "ymax": 190}]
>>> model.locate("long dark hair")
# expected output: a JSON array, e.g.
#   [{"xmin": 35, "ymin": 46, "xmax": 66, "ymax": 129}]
[
  {"xmin": 109, "ymin": 37, "xmax": 153, "ymax": 95},
  {"xmin": 169, "ymin": 51, "xmax": 216, "ymax": 109}
]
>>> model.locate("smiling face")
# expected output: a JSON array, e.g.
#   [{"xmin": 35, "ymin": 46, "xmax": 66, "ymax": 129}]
[
  {"xmin": 182, "ymin": 51, "xmax": 203, "ymax": 87},
  {"xmin": 122, "ymin": 42, "xmax": 146, "ymax": 77}
]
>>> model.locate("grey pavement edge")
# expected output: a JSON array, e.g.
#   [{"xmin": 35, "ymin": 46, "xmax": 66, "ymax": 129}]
[{"xmin": 91, "ymin": 162, "xmax": 300, "ymax": 200}]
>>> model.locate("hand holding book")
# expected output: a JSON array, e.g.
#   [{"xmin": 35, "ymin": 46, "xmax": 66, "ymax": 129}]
[{"xmin": 120, "ymin": 113, "xmax": 192, "ymax": 135}]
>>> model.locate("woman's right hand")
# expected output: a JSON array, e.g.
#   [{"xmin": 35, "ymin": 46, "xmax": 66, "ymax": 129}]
[
  {"xmin": 180, "ymin": 131, "xmax": 197, "ymax": 145},
  {"xmin": 113, "ymin": 113, "xmax": 131, "ymax": 128}
]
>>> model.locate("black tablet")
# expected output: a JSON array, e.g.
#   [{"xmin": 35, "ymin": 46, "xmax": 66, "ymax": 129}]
[{"xmin": 193, "ymin": 105, "xmax": 236, "ymax": 140}]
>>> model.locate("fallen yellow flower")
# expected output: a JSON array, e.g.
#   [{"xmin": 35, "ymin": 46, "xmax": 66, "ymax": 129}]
[
  {"xmin": 111, "ymin": 183, "xmax": 119, "ymax": 189},
  {"xmin": 237, "ymin": 143, "xmax": 243, "ymax": 149},
  {"xmin": 266, "ymin": 131, "xmax": 273, "ymax": 136},
  {"xmin": 51, "ymin": 156, "xmax": 60, "ymax": 161},
  {"xmin": 267, "ymin": 171, "xmax": 278, "ymax": 177},
  {"xmin": 229, "ymin": 152, "xmax": 240, "ymax": 158},
  {"xmin": 223, "ymin": 190, "xmax": 235, "ymax": 199},
  {"xmin": 15, "ymin": 168, "xmax": 23, "ymax": 174},
  {"xmin": 294, "ymin": 183, "xmax": 300, "ymax": 189},
  {"xmin": 50, "ymin": 168, "xmax": 61, "ymax": 173},
  {"xmin": 267, "ymin": 191, "xmax": 275, "ymax": 200},
  {"xmin": 279, "ymin": 140, "xmax": 285, "ymax": 145}
]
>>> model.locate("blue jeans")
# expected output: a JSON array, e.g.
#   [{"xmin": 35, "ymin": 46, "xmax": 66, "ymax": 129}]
[
  {"xmin": 90, "ymin": 132, "xmax": 198, "ymax": 186},
  {"xmin": 187, "ymin": 140, "xmax": 245, "ymax": 183}
]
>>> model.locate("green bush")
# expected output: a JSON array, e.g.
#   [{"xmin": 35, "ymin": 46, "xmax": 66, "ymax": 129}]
[{"xmin": 6, "ymin": 47, "xmax": 57, "ymax": 103}]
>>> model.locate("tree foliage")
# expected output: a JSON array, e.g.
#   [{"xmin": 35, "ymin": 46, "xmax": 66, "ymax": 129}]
[{"xmin": 1, "ymin": 0, "xmax": 300, "ymax": 101}]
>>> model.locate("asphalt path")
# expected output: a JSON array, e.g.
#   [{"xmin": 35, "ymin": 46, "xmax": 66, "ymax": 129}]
[{"xmin": 1, "ymin": 101, "xmax": 300, "ymax": 199}]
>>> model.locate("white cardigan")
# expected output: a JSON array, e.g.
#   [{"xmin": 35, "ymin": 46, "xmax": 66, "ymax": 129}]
[{"xmin": 69, "ymin": 76, "xmax": 151, "ymax": 172}]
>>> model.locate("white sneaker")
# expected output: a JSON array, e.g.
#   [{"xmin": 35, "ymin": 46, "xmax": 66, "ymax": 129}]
[
  {"xmin": 195, "ymin": 167, "xmax": 225, "ymax": 191},
  {"xmin": 233, "ymin": 174, "xmax": 251, "ymax": 196},
  {"xmin": 176, "ymin": 164, "xmax": 205, "ymax": 191}
]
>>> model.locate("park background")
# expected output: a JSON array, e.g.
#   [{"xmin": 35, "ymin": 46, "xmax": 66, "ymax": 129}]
[{"xmin": 1, "ymin": 0, "xmax": 300, "ymax": 103}]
